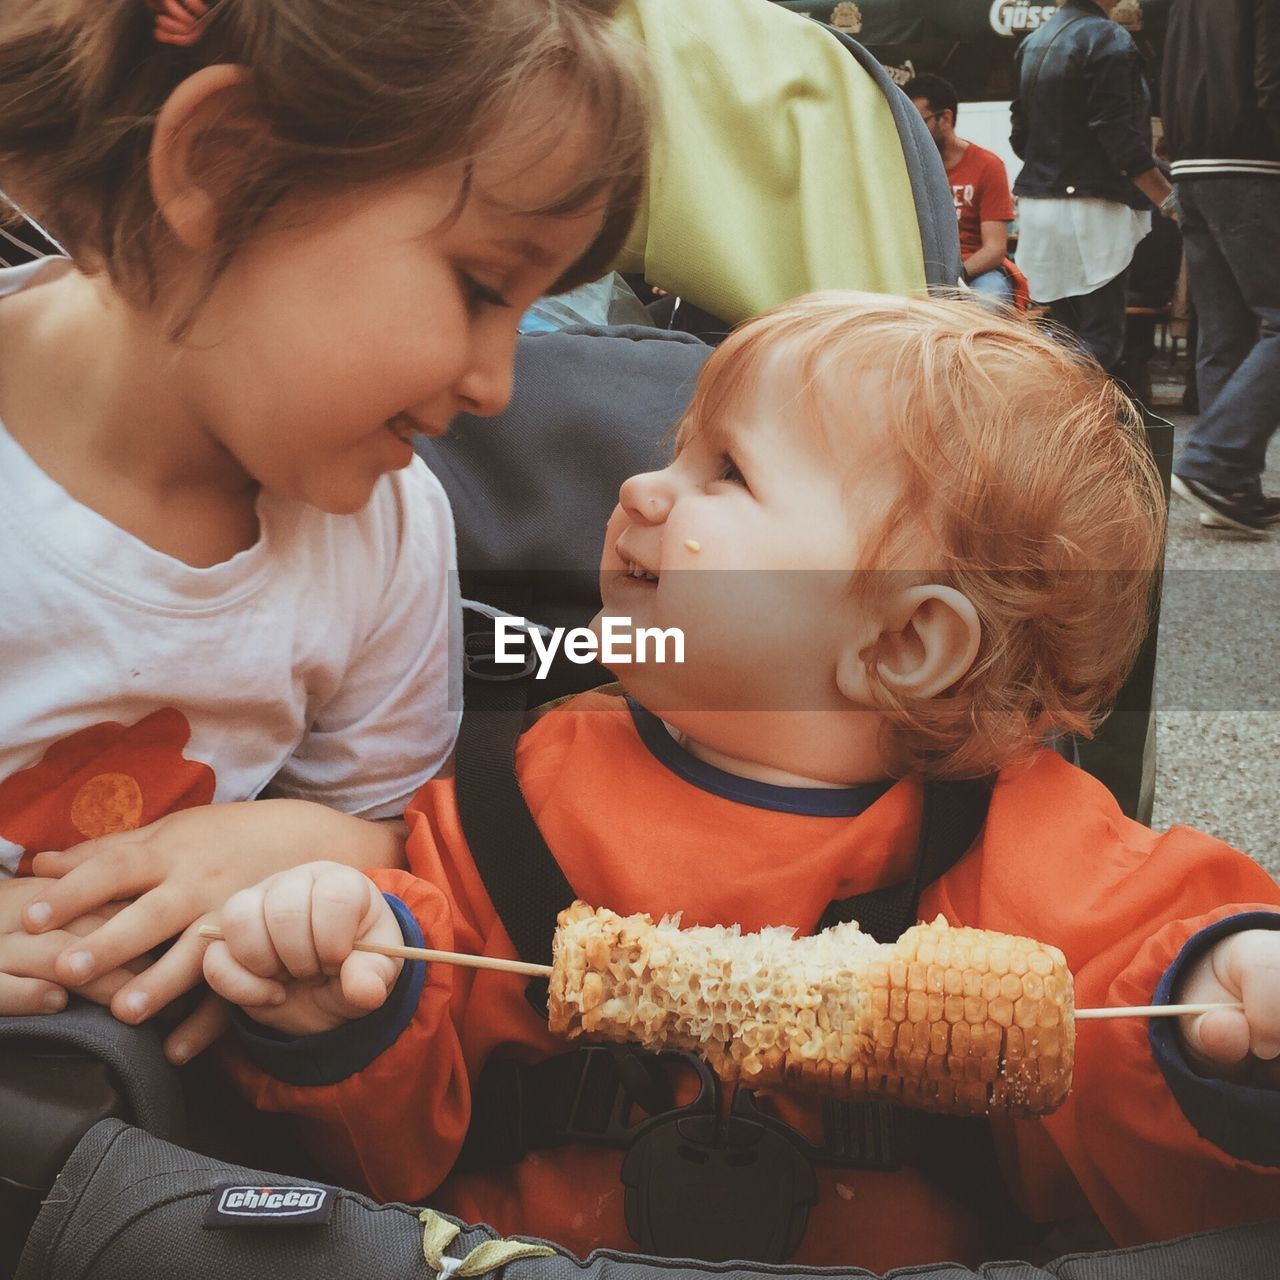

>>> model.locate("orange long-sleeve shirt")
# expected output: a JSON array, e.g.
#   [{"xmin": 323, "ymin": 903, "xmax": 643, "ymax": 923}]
[{"xmin": 228, "ymin": 690, "xmax": 1280, "ymax": 1271}]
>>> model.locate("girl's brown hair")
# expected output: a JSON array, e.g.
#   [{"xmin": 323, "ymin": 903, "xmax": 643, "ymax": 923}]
[
  {"xmin": 0, "ymin": 0, "xmax": 648, "ymax": 313},
  {"xmin": 678, "ymin": 292, "xmax": 1167, "ymax": 779}
]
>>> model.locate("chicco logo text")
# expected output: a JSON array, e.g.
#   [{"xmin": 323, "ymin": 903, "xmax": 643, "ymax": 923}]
[{"xmin": 218, "ymin": 1187, "xmax": 326, "ymax": 1216}]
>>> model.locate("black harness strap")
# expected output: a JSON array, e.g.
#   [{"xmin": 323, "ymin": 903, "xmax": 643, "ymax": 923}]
[
  {"xmin": 454, "ymin": 594, "xmax": 573, "ymax": 1008},
  {"xmin": 820, "ymin": 777, "xmax": 994, "ymax": 942}
]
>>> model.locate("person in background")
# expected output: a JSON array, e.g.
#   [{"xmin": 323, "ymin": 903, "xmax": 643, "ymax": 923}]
[
  {"xmin": 1162, "ymin": 0, "xmax": 1280, "ymax": 538},
  {"xmin": 1010, "ymin": 0, "xmax": 1175, "ymax": 373},
  {"xmin": 905, "ymin": 73, "xmax": 1015, "ymax": 305}
]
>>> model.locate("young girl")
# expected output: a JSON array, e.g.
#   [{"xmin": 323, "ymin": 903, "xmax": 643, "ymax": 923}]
[{"xmin": 0, "ymin": 0, "xmax": 647, "ymax": 1059}]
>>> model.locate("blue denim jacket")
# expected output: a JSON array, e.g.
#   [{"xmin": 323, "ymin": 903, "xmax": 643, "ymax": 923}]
[{"xmin": 1010, "ymin": 0, "xmax": 1156, "ymax": 210}]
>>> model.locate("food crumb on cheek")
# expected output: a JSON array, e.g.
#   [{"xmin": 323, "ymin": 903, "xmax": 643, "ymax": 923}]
[{"xmin": 684, "ymin": 538, "xmax": 702, "ymax": 553}]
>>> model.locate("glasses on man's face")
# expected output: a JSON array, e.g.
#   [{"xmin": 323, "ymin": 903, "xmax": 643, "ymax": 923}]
[{"xmin": 921, "ymin": 111, "xmax": 945, "ymax": 125}]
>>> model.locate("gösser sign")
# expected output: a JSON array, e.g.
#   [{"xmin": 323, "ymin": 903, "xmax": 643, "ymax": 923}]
[{"xmin": 989, "ymin": 2, "xmax": 1057, "ymax": 36}]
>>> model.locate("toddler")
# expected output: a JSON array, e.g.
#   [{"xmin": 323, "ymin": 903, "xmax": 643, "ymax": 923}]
[
  {"xmin": 0, "ymin": 0, "xmax": 647, "ymax": 1059},
  {"xmin": 207, "ymin": 294, "xmax": 1279, "ymax": 1270}
]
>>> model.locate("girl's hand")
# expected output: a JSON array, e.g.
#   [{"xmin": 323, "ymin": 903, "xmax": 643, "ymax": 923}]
[
  {"xmin": 203, "ymin": 861, "xmax": 404, "ymax": 1037},
  {"xmin": 1177, "ymin": 927, "xmax": 1280, "ymax": 1088},
  {"xmin": 19, "ymin": 802, "xmax": 403, "ymax": 1046},
  {"xmin": 0, "ymin": 878, "xmax": 138, "ymax": 1014}
]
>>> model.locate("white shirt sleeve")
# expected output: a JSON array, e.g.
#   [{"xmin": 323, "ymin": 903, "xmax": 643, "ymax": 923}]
[{"xmin": 268, "ymin": 460, "xmax": 461, "ymax": 819}]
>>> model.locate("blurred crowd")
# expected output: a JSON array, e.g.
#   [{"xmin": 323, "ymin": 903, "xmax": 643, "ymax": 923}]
[{"xmin": 905, "ymin": 0, "xmax": 1279, "ymax": 539}]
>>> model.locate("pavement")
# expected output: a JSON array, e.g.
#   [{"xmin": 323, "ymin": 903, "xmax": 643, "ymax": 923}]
[{"xmin": 1145, "ymin": 354, "xmax": 1280, "ymax": 879}]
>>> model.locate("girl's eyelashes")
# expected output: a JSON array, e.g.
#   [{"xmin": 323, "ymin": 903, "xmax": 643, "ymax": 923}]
[
  {"xmin": 460, "ymin": 272, "xmax": 511, "ymax": 312},
  {"xmin": 717, "ymin": 454, "xmax": 747, "ymax": 486}
]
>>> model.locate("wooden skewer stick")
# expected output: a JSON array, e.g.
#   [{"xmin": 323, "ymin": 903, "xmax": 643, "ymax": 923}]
[
  {"xmin": 197, "ymin": 927, "xmax": 1242, "ymax": 1017},
  {"xmin": 1074, "ymin": 1002, "xmax": 1244, "ymax": 1021},
  {"xmin": 197, "ymin": 925, "xmax": 553, "ymax": 977},
  {"xmin": 350, "ymin": 939, "xmax": 554, "ymax": 977}
]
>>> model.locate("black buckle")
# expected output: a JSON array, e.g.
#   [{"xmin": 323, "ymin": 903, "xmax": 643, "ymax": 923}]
[
  {"xmin": 458, "ymin": 1045, "xmax": 676, "ymax": 1172},
  {"xmin": 814, "ymin": 1098, "xmax": 912, "ymax": 1170},
  {"xmin": 462, "ymin": 627, "xmax": 536, "ymax": 682},
  {"xmin": 457, "ymin": 1042, "xmax": 914, "ymax": 1256},
  {"xmin": 725, "ymin": 1089, "xmax": 910, "ymax": 1172},
  {"xmin": 621, "ymin": 1056, "xmax": 817, "ymax": 1262},
  {"xmin": 555, "ymin": 1045, "xmax": 677, "ymax": 1144},
  {"xmin": 556, "ymin": 1046, "xmax": 649, "ymax": 1146}
]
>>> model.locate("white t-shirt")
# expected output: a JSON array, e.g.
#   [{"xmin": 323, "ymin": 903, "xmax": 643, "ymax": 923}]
[
  {"xmin": 1015, "ymin": 196, "xmax": 1151, "ymax": 303},
  {"xmin": 0, "ymin": 261, "xmax": 461, "ymax": 876}
]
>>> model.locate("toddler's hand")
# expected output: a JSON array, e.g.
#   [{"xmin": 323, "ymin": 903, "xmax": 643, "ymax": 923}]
[
  {"xmin": 203, "ymin": 861, "xmax": 404, "ymax": 1037},
  {"xmin": 0, "ymin": 878, "xmax": 137, "ymax": 1014},
  {"xmin": 1176, "ymin": 927, "xmax": 1280, "ymax": 1088},
  {"xmin": 21, "ymin": 801, "xmax": 403, "ymax": 1048}
]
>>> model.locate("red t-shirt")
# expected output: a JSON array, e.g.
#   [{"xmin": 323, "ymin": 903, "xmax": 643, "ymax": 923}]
[{"xmin": 948, "ymin": 141, "xmax": 1014, "ymax": 259}]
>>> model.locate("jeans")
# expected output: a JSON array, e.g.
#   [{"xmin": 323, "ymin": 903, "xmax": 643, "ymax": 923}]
[
  {"xmin": 1045, "ymin": 269, "xmax": 1129, "ymax": 373},
  {"xmin": 1174, "ymin": 176, "xmax": 1280, "ymax": 492},
  {"xmin": 967, "ymin": 268, "xmax": 1015, "ymax": 307}
]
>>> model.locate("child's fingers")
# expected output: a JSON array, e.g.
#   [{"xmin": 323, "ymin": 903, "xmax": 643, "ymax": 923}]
[
  {"xmin": 1, "ymin": 928, "xmax": 106, "ymax": 996},
  {"xmin": 28, "ymin": 843, "xmax": 96, "ymax": 878},
  {"xmin": 4, "ymin": 927, "xmax": 131, "ymax": 1009},
  {"xmin": 1179, "ymin": 927, "xmax": 1280, "ymax": 1070},
  {"xmin": 309, "ymin": 864, "xmax": 382, "ymax": 974},
  {"xmin": 0, "ymin": 971, "xmax": 67, "ymax": 1015},
  {"xmin": 339, "ymin": 951, "xmax": 401, "ymax": 1013},
  {"xmin": 202, "ymin": 939, "xmax": 287, "ymax": 1008},
  {"xmin": 26, "ymin": 837, "xmax": 151, "ymax": 930},
  {"xmin": 1182, "ymin": 1006, "xmax": 1253, "ymax": 1066},
  {"xmin": 216, "ymin": 887, "xmax": 287, "ymax": 981},
  {"xmin": 260, "ymin": 870, "xmax": 331, "ymax": 980},
  {"xmin": 163, "ymin": 993, "xmax": 232, "ymax": 1066},
  {"xmin": 7, "ymin": 929, "xmax": 140, "ymax": 1010},
  {"xmin": 1185, "ymin": 1010, "xmax": 1280, "ymax": 1087},
  {"xmin": 312, "ymin": 865, "xmax": 402, "ymax": 1007},
  {"xmin": 1239, "ymin": 950, "xmax": 1280, "ymax": 1060},
  {"xmin": 72, "ymin": 966, "xmax": 141, "ymax": 1008},
  {"xmin": 1209, "ymin": 927, "xmax": 1280, "ymax": 1060},
  {"xmin": 50, "ymin": 895, "xmax": 177, "ymax": 988},
  {"xmin": 107, "ymin": 924, "xmax": 209, "ymax": 1025}
]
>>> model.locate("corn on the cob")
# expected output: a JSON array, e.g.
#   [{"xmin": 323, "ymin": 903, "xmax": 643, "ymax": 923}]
[{"xmin": 548, "ymin": 903, "xmax": 1075, "ymax": 1117}]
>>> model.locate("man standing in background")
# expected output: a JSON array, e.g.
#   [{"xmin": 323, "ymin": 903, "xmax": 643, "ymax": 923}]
[
  {"xmin": 905, "ymin": 73, "xmax": 1015, "ymax": 304},
  {"xmin": 1164, "ymin": 0, "xmax": 1280, "ymax": 538},
  {"xmin": 1010, "ymin": 0, "xmax": 1174, "ymax": 373}
]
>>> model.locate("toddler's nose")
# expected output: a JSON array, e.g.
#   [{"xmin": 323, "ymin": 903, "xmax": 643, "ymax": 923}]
[{"xmin": 619, "ymin": 469, "xmax": 676, "ymax": 524}]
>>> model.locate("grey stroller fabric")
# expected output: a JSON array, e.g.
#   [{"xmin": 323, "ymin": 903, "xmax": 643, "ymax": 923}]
[
  {"xmin": 0, "ymin": 1003, "xmax": 188, "ymax": 1278},
  {"xmin": 0, "ymin": 1000, "xmax": 185, "ymax": 1187},
  {"xmin": 18, "ymin": 1121, "xmax": 1280, "ymax": 1280},
  {"xmin": 826, "ymin": 28, "xmax": 962, "ymax": 292}
]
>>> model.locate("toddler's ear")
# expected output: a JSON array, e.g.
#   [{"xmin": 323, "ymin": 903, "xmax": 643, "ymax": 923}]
[
  {"xmin": 836, "ymin": 585, "xmax": 981, "ymax": 706},
  {"xmin": 149, "ymin": 65, "xmax": 258, "ymax": 252}
]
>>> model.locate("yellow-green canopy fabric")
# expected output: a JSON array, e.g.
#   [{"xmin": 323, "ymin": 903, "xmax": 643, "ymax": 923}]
[{"xmin": 615, "ymin": 0, "xmax": 927, "ymax": 324}]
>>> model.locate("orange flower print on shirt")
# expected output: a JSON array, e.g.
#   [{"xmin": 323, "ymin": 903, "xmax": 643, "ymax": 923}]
[{"xmin": 0, "ymin": 709, "xmax": 216, "ymax": 874}]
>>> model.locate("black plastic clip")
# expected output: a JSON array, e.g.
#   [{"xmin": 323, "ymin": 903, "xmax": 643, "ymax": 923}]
[
  {"xmin": 620, "ymin": 1056, "xmax": 817, "ymax": 1263},
  {"xmin": 462, "ymin": 626, "xmax": 537, "ymax": 682}
]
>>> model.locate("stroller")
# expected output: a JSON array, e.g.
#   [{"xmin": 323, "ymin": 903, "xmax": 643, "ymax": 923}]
[{"xmin": 2, "ymin": 1, "xmax": 1270, "ymax": 1276}]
